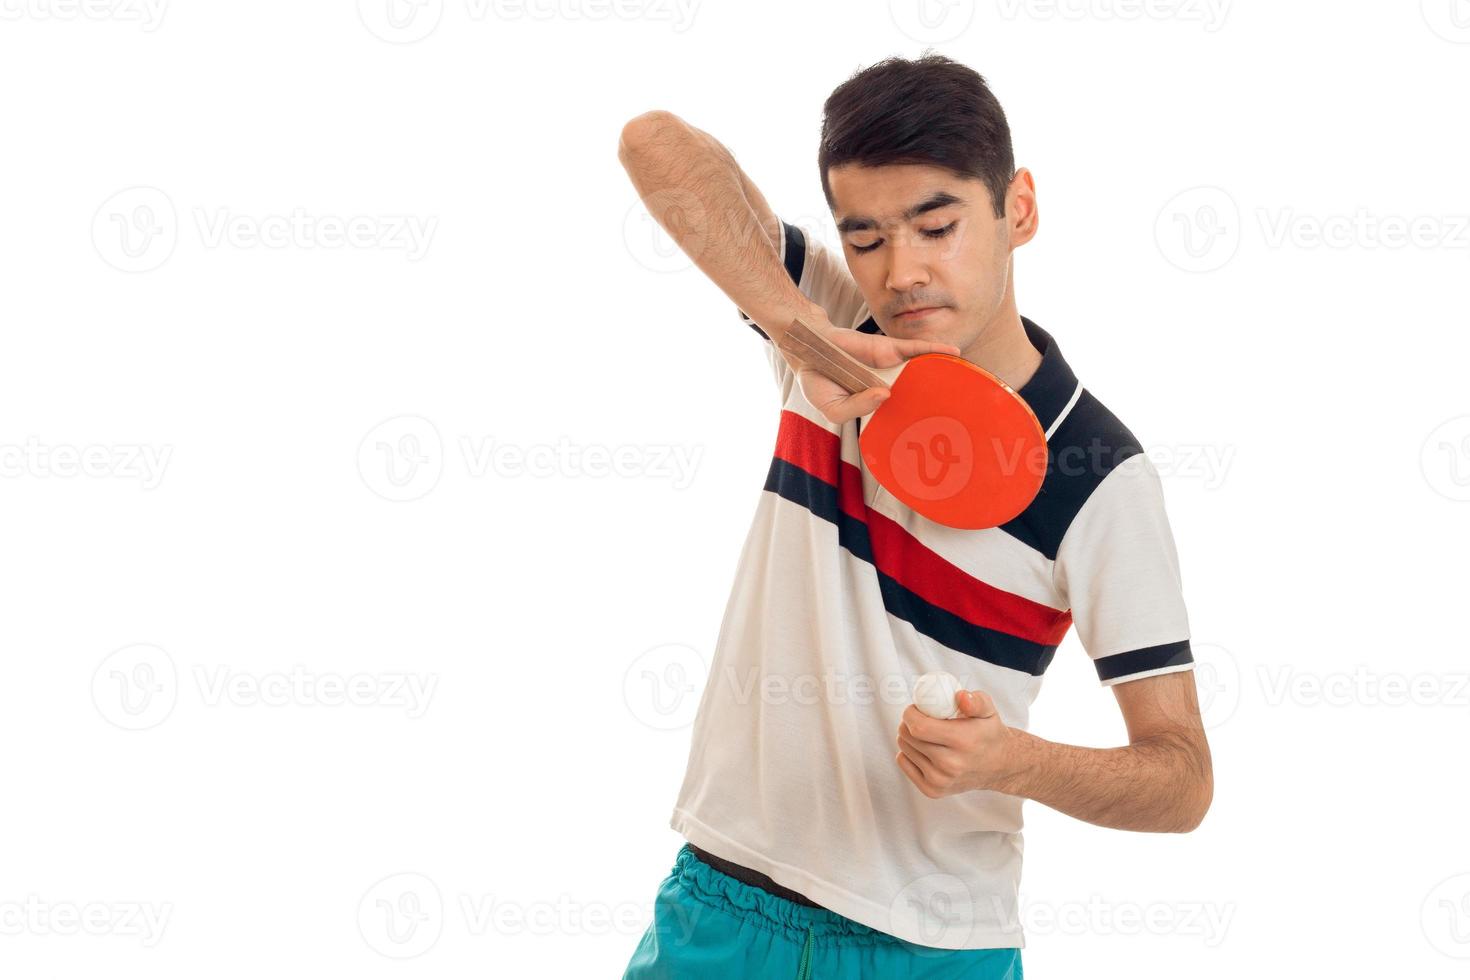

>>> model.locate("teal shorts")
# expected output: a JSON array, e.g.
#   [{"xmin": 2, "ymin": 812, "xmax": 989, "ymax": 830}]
[{"xmin": 622, "ymin": 844, "xmax": 1023, "ymax": 979}]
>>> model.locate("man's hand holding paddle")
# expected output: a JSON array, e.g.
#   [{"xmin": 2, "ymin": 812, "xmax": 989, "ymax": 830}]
[
  {"xmin": 776, "ymin": 310, "xmax": 1048, "ymax": 529},
  {"xmin": 772, "ymin": 306, "xmax": 961, "ymax": 426}
]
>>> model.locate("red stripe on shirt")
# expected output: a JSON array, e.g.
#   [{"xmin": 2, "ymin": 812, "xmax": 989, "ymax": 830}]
[{"xmin": 773, "ymin": 409, "xmax": 1073, "ymax": 645}]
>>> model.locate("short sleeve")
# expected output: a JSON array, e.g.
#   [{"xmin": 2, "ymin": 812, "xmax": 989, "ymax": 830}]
[{"xmin": 1052, "ymin": 452, "xmax": 1194, "ymax": 687}]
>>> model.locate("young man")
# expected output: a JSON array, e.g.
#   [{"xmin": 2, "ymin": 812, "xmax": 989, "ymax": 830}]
[{"xmin": 616, "ymin": 53, "xmax": 1212, "ymax": 978}]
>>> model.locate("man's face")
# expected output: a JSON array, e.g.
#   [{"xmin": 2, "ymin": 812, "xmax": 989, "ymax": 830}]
[{"xmin": 828, "ymin": 162, "xmax": 1024, "ymax": 353}]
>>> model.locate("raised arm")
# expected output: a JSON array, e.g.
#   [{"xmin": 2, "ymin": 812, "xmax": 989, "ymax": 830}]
[
  {"xmin": 618, "ymin": 110, "xmax": 961, "ymax": 423},
  {"xmin": 616, "ymin": 109, "xmax": 816, "ymax": 346}
]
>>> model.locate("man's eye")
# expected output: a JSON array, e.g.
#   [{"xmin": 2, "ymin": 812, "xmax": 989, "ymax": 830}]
[{"xmin": 851, "ymin": 222, "xmax": 957, "ymax": 254}]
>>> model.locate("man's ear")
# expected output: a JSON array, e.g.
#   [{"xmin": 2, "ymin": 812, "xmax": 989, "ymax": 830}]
[{"xmin": 1006, "ymin": 167, "xmax": 1039, "ymax": 248}]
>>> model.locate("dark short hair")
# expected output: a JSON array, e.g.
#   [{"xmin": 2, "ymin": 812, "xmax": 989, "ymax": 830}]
[{"xmin": 818, "ymin": 52, "xmax": 1015, "ymax": 220}]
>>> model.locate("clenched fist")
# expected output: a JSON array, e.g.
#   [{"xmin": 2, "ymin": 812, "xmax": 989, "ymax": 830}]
[{"xmin": 895, "ymin": 688, "xmax": 1022, "ymax": 799}]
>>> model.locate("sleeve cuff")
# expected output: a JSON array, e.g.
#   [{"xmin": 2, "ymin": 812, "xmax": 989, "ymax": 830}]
[
  {"xmin": 735, "ymin": 218, "xmax": 800, "ymax": 342},
  {"xmin": 1094, "ymin": 639, "xmax": 1194, "ymax": 686}
]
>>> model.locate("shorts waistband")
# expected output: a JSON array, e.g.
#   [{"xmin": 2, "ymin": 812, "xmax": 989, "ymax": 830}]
[
  {"xmin": 671, "ymin": 843, "xmax": 902, "ymax": 947},
  {"xmin": 685, "ymin": 843, "xmax": 825, "ymax": 909}
]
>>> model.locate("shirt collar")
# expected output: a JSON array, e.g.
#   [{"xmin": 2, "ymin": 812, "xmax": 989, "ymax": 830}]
[{"xmin": 1014, "ymin": 316, "xmax": 1079, "ymax": 436}]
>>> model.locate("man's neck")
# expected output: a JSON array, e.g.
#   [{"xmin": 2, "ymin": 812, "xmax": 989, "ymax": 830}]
[{"xmin": 960, "ymin": 302, "xmax": 1042, "ymax": 392}]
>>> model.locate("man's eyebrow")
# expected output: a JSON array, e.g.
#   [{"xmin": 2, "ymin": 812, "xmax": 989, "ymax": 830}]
[{"xmin": 835, "ymin": 191, "xmax": 967, "ymax": 234}]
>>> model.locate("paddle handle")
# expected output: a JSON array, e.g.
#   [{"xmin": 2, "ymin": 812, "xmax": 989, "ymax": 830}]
[{"xmin": 776, "ymin": 313, "xmax": 889, "ymax": 394}]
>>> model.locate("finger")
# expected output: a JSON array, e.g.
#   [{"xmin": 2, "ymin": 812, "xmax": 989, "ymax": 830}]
[
  {"xmin": 806, "ymin": 380, "xmax": 890, "ymax": 423},
  {"xmin": 824, "ymin": 329, "xmax": 955, "ymax": 368},
  {"xmin": 850, "ymin": 386, "xmax": 892, "ymax": 414},
  {"xmin": 895, "ymin": 751, "xmax": 936, "ymax": 795},
  {"xmin": 888, "ymin": 338, "xmax": 962, "ymax": 358},
  {"xmin": 897, "ymin": 730, "xmax": 939, "ymax": 773},
  {"xmin": 901, "ymin": 718, "xmax": 965, "ymax": 773},
  {"xmin": 902, "ymin": 706, "xmax": 954, "ymax": 747},
  {"xmin": 958, "ymin": 689, "xmax": 997, "ymax": 719},
  {"xmin": 899, "ymin": 740, "xmax": 951, "ymax": 784},
  {"xmin": 855, "ymin": 338, "xmax": 961, "ymax": 369},
  {"xmin": 898, "ymin": 719, "xmax": 948, "ymax": 751}
]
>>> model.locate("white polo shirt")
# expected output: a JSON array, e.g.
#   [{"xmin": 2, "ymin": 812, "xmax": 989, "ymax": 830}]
[{"xmin": 669, "ymin": 217, "xmax": 1194, "ymax": 950}]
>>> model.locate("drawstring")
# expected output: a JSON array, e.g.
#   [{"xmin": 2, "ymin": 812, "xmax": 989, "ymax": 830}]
[{"xmin": 795, "ymin": 923, "xmax": 815, "ymax": 979}]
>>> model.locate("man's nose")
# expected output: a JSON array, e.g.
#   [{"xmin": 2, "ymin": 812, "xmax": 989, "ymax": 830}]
[{"xmin": 884, "ymin": 240, "xmax": 930, "ymax": 294}]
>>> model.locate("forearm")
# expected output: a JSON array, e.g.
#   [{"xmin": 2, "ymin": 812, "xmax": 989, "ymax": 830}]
[
  {"xmin": 994, "ymin": 728, "xmax": 1212, "ymax": 833},
  {"xmin": 616, "ymin": 110, "xmax": 816, "ymax": 341}
]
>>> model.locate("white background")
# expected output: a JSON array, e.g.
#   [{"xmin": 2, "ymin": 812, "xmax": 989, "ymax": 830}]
[{"xmin": 2, "ymin": 1, "xmax": 1467, "ymax": 977}]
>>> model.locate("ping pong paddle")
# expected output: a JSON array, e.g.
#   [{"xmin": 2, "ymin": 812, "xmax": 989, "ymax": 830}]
[{"xmin": 777, "ymin": 313, "xmax": 1048, "ymax": 530}]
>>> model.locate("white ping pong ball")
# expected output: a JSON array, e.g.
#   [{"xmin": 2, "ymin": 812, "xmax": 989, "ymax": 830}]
[{"xmin": 912, "ymin": 671, "xmax": 964, "ymax": 720}]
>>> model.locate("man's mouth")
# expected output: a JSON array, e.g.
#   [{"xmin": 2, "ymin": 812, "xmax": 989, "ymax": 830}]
[{"xmin": 894, "ymin": 307, "xmax": 943, "ymax": 321}]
